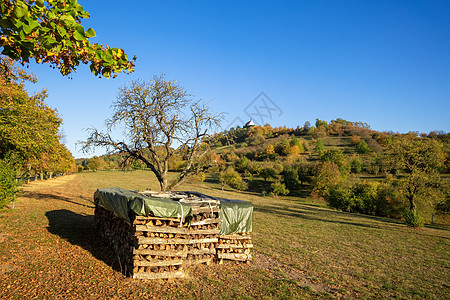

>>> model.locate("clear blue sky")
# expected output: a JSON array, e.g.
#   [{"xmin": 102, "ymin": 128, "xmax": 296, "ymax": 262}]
[{"xmin": 24, "ymin": 0, "xmax": 450, "ymax": 158}]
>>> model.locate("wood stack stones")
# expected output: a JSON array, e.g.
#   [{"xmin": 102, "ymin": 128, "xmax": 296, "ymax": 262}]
[{"xmin": 94, "ymin": 189, "xmax": 252, "ymax": 280}]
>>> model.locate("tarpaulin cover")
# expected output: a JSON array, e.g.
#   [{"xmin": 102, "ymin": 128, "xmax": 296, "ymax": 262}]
[
  {"xmin": 218, "ymin": 198, "xmax": 253, "ymax": 235},
  {"xmin": 94, "ymin": 187, "xmax": 193, "ymax": 225},
  {"xmin": 93, "ymin": 187, "xmax": 253, "ymax": 234}
]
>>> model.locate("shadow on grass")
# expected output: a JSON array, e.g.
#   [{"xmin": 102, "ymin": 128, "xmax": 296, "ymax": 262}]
[
  {"xmin": 26, "ymin": 191, "xmax": 95, "ymax": 209},
  {"xmin": 254, "ymin": 203, "xmax": 405, "ymax": 230},
  {"xmin": 45, "ymin": 209, "xmax": 122, "ymax": 274}
]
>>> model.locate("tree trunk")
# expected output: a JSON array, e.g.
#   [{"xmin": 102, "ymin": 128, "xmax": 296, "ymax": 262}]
[
  {"xmin": 159, "ymin": 177, "xmax": 168, "ymax": 191},
  {"xmin": 26, "ymin": 165, "xmax": 31, "ymax": 183},
  {"xmin": 407, "ymin": 195, "xmax": 416, "ymax": 214}
]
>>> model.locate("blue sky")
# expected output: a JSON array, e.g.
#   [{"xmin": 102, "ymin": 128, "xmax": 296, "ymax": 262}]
[{"xmin": 24, "ymin": 0, "xmax": 450, "ymax": 158}]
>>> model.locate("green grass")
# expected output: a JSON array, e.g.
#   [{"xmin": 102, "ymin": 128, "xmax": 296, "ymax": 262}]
[{"xmin": 0, "ymin": 171, "xmax": 449, "ymax": 299}]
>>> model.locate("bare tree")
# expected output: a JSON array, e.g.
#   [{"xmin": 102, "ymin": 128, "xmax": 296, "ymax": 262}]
[{"xmin": 81, "ymin": 75, "xmax": 222, "ymax": 191}]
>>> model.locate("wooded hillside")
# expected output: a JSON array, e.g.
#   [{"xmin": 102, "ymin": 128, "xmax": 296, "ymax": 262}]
[{"xmin": 78, "ymin": 119, "xmax": 449, "ymax": 226}]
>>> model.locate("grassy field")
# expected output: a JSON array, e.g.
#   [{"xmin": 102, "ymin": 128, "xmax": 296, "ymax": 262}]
[{"xmin": 0, "ymin": 170, "xmax": 449, "ymax": 299}]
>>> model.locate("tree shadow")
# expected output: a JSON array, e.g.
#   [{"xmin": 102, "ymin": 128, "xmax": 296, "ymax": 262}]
[
  {"xmin": 254, "ymin": 203, "xmax": 406, "ymax": 230},
  {"xmin": 45, "ymin": 209, "xmax": 123, "ymax": 274},
  {"xmin": 27, "ymin": 191, "xmax": 95, "ymax": 209}
]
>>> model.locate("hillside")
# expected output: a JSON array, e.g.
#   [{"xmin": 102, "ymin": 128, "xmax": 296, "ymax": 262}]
[{"xmin": 76, "ymin": 118, "xmax": 450, "ymax": 226}]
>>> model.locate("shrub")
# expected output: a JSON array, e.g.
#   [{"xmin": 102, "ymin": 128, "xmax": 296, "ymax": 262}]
[
  {"xmin": 260, "ymin": 166, "xmax": 278, "ymax": 181},
  {"xmin": 356, "ymin": 140, "xmax": 370, "ymax": 154},
  {"xmin": 297, "ymin": 163, "xmax": 312, "ymax": 185},
  {"xmin": 282, "ymin": 167, "xmax": 300, "ymax": 191},
  {"xmin": 245, "ymin": 132, "xmax": 265, "ymax": 146},
  {"xmin": 230, "ymin": 179, "xmax": 248, "ymax": 191},
  {"xmin": 271, "ymin": 181, "xmax": 289, "ymax": 198},
  {"xmin": 351, "ymin": 157, "xmax": 363, "ymax": 173},
  {"xmin": 327, "ymin": 185, "xmax": 354, "ymax": 211},
  {"xmin": 312, "ymin": 162, "xmax": 342, "ymax": 197},
  {"xmin": 403, "ymin": 209, "xmax": 424, "ymax": 227},
  {"xmin": 0, "ymin": 160, "xmax": 18, "ymax": 209},
  {"xmin": 219, "ymin": 167, "xmax": 241, "ymax": 186},
  {"xmin": 351, "ymin": 135, "xmax": 361, "ymax": 145},
  {"xmin": 314, "ymin": 139, "xmax": 325, "ymax": 156},
  {"xmin": 219, "ymin": 167, "xmax": 247, "ymax": 190},
  {"xmin": 290, "ymin": 138, "xmax": 305, "ymax": 153},
  {"xmin": 236, "ymin": 156, "xmax": 249, "ymax": 172},
  {"xmin": 321, "ymin": 149, "xmax": 350, "ymax": 176},
  {"xmin": 325, "ymin": 180, "xmax": 402, "ymax": 218},
  {"xmin": 313, "ymin": 126, "xmax": 327, "ymax": 139}
]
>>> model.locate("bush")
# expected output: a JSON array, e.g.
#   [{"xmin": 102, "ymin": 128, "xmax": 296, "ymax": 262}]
[
  {"xmin": 230, "ymin": 179, "xmax": 248, "ymax": 190},
  {"xmin": 351, "ymin": 135, "xmax": 361, "ymax": 145},
  {"xmin": 321, "ymin": 149, "xmax": 350, "ymax": 177},
  {"xmin": 271, "ymin": 181, "xmax": 289, "ymax": 198},
  {"xmin": 260, "ymin": 166, "xmax": 278, "ymax": 181},
  {"xmin": 403, "ymin": 209, "xmax": 424, "ymax": 227},
  {"xmin": 219, "ymin": 167, "xmax": 247, "ymax": 190},
  {"xmin": 312, "ymin": 162, "xmax": 342, "ymax": 197},
  {"xmin": 356, "ymin": 140, "xmax": 370, "ymax": 154},
  {"xmin": 351, "ymin": 157, "xmax": 363, "ymax": 173},
  {"xmin": 326, "ymin": 180, "xmax": 397, "ymax": 217},
  {"xmin": 0, "ymin": 160, "xmax": 18, "ymax": 209},
  {"xmin": 245, "ymin": 132, "xmax": 265, "ymax": 146},
  {"xmin": 236, "ymin": 156, "xmax": 249, "ymax": 172},
  {"xmin": 327, "ymin": 185, "xmax": 354, "ymax": 212},
  {"xmin": 314, "ymin": 139, "xmax": 325, "ymax": 156},
  {"xmin": 282, "ymin": 167, "xmax": 300, "ymax": 191}
]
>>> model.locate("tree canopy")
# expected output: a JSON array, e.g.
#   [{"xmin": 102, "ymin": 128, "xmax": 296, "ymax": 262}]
[
  {"xmin": 81, "ymin": 75, "xmax": 222, "ymax": 191},
  {"xmin": 386, "ymin": 135, "xmax": 446, "ymax": 219},
  {"xmin": 0, "ymin": 55, "xmax": 75, "ymax": 207},
  {"xmin": 0, "ymin": 0, "xmax": 135, "ymax": 78}
]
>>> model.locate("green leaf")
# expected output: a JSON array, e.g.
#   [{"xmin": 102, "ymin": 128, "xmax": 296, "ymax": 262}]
[
  {"xmin": 56, "ymin": 25, "xmax": 67, "ymax": 37},
  {"xmin": 85, "ymin": 28, "xmax": 96, "ymax": 38},
  {"xmin": 22, "ymin": 24, "xmax": 32, "ymax": 35},
  {"xmin": 60, "ymin": 15, "xmax": 76, "ymax": 27},
  {"xmin": 73, "ymin": 30, "xmax": 84, "ymax": 41},
  {"xmin": 13, "ymin": 3, "xmax": 28, "ymax": 18},
  {"xmin": 28, "ymin": 19, "xmax": 39, "ymax": 30},
  {"xmin": 35, "ymin": 0, "xmax": 45, "ymax": 7},
  {"xmin": 75, "ymin": 25, "xmax": 84, "ymax": 34},
  {"xmin": 48, "ymin": 11, "xmax": 56, "ymax": 20}
]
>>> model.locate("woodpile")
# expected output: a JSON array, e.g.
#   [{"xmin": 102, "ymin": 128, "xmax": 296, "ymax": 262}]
[
  {"xmin": 94, "ymin": 190, "xmax": 252, "ymax": 280},
  {"xmin": 132, "ymin": 215, "xmax": 187, "ymax": 280},
  {"xmin": 217, "ymin": 233, "xmax": 253, "ymax": 264},
  {"xmin": 94, "ymin": 205, "xmax": 134, "ymax": 275}
]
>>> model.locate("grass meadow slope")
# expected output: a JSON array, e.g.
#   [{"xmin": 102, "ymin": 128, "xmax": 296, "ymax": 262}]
[{"xmin": 0, "ymin": 171, "xmax": 449, "ymax": 299}]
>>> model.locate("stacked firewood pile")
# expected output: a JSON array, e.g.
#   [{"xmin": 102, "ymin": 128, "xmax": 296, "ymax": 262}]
[
  {"xmin": 132, "ymin": 191, "xmax": 222, "ymax": 279},
  {"xmin": 93, "ymin": 205, "xmax": 135, "ymax": 275},
  {"xmin": 217, "ymin": 233, "xmax": 253, "ymax": 264},
  {"xmin": 94, "ymin": 190, "xmax": 252, "ymax": 280},
  {"xmin": 132, "ymin": 215, "xmax": 187, "ymax": 279}
]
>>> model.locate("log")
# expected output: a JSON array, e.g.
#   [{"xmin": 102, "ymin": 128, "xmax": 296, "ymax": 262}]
[
  {"xmin": 134, "ymin": 259, "xmax": 183, "ymax": 267},
  {"xmin": 190, "ymin": 218, "xmax": 221, "ymax": 226},
  {"xmin": 216, "ymin": 243, "xmax": 253, "ymax": 249},
  {"xmin": 133, "ymin": 271, "xmax": 185, "ymax": 280},
  {"xmin": 137, "ymin": 237, "xmax": 218, "ymax": 245},
  {"xmin": 135, "ymin": 225, "xmax": 219, "ymax": 235},
  {"xmin": 133, "ymin": 249, "xmax": 188, "ymax": 257},
  {"xmin": 217, "ymin": 253, "xmax": 252, "ymax": 261}
]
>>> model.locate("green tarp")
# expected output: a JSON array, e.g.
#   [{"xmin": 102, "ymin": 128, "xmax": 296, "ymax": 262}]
[
  {"xmin": 218, "ymin": 198, "xmax": 253, "ymax": 235},
  {"xmin": 94, "ymin": 187, "xmax": 193, "ymax": 225},
  {"xmin": 93, "ymin": 187, "xmax": 253, "ymax": 234}
]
